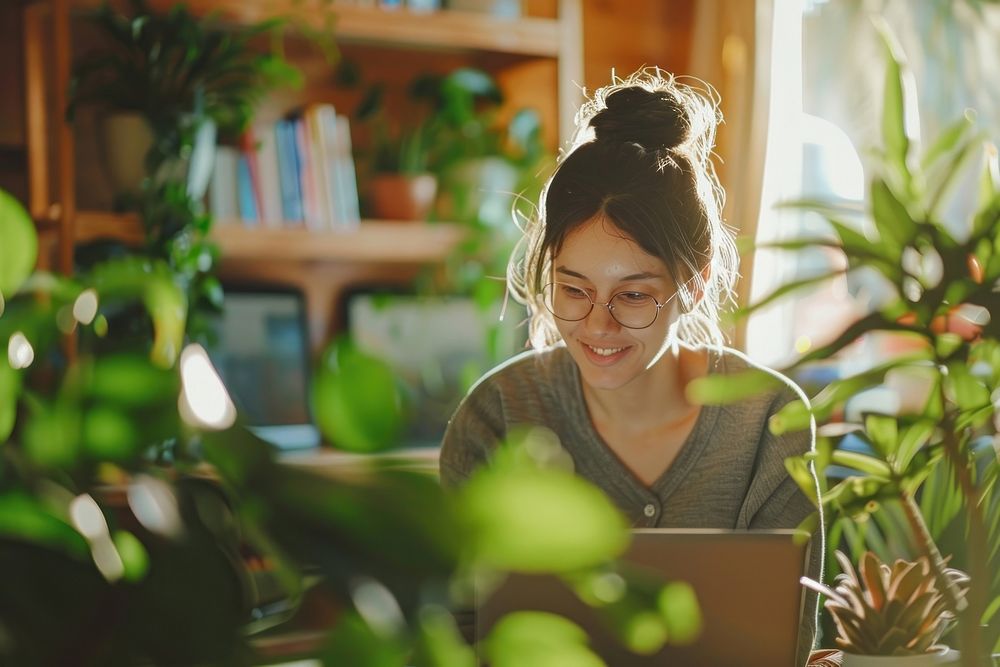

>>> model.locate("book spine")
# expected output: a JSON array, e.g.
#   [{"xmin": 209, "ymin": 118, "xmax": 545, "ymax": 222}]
[
  {"xmin": 236, "ymin": 154, "xmax": 259, "ymax": 225},
  {"xmin": 275, "ymin": 119, "xmax": 304, "ymax": 224},
  {"xmin": 208, "ymin": 145, "xmax": 240, "ymax": 224},
  {"xmin": 294, "ymin": 116, "xmax": 321, "ymax": 230},
  {"xmin": 333, "ymin": 114, "xmax": 361, "ymax": 229},
  {"xmin": 306, "ymin": 105, "xmax": 336, "ymax": 231},
  {"xmin": 255, "ymin": 121, "xmax": 285, "ymax": 228}
]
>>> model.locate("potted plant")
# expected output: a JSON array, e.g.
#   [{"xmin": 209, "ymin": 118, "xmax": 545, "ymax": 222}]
[
  {"xmin": 67, "ymin": 0, "xmax": 301, "ymax": 202},
  {"xmin": 352, "ymin": 66, "xmax": 548, "ymax": 230},
  {"xmin": 692, "ymin": 20, "xmax": 999, "ymax": 667},
  {"xmin": 802, "ymin": 550, "xmax": 968, "ymax": 665},
  {"xmin": 354, "ymin": 73, "xmax": 441, "ymax": 221}
]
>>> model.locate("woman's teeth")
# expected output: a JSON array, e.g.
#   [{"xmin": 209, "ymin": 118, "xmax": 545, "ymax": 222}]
[{"xmin": 586, "ymin": 344, "xmax": 625, "ymax": 357}]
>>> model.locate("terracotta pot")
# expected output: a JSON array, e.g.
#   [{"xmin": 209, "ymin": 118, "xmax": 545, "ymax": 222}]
[{"xmin": 367, "ymin": 173, "xmax": 438, "ymax": 221}]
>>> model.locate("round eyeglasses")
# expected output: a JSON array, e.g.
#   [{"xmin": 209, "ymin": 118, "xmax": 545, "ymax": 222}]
[{"xmin": 542, "ymin": 282, "xmax": 671, "ymax": 330}]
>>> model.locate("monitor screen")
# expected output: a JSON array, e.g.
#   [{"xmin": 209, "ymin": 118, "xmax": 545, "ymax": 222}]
[
  {"xmin": 346, "ymin": 290, "xmax": 526, "ymax": 450},
  {"xmin": 205, "ymin": 285, "xmax": 320, "ymax": 451}
]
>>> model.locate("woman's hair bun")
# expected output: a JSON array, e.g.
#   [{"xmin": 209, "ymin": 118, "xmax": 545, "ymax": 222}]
[{"xmin": 589, "ymin": 85, "xmax": 688, "ymax": 152}]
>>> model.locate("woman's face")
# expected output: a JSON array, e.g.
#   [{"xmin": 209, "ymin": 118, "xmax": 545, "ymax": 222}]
[{"xmin": 549, "ymin": 216, "xmax": 679, "ymax": 392}]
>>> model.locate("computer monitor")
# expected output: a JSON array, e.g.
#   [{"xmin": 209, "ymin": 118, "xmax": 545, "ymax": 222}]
[
  {"xmin": 205, "ymin": 284, "xmax": 320, "ymax": 451},
  {"xmin": 345, "ymin": 289, "xmax": 526, "ymax": 450}
]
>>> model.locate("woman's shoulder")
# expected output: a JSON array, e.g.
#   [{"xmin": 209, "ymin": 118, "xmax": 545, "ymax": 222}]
[{"xmin": 466, "ymin": 344, "xmax": 574, "ymax": 399}]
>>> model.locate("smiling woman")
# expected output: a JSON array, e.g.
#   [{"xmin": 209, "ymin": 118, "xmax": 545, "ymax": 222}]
[{"xmin": 438, "ymin": 67, "xmax": 826, "ymax": 666}]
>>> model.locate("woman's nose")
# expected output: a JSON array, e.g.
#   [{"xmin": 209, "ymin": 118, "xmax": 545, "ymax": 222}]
[{"xmin": 584, "ymin": 302, "xmax": 620, "ymax": 334}]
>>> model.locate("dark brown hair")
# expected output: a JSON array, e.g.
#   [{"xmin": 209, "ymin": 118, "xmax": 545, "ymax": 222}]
[{"xmin": 508, "ymin": 68, "xmax": 738, "ymax": 348}]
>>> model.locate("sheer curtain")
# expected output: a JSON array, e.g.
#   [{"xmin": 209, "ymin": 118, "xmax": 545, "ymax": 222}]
[{"xmin": 688, "ymin": 0, "xmax": 777, "ymax": 351}]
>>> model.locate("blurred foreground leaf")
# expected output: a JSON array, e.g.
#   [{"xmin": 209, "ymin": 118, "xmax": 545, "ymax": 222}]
[
  {"xmin": 313, "ymin": 335, "xmax": 406, "ymax": 453},
  {"xmin": 0, "ymin": 189, "xmax": 37, "ymax": 296},
  {"xmin": 483, "ymin": 611, "xmax": 606, "ymax": 667}
]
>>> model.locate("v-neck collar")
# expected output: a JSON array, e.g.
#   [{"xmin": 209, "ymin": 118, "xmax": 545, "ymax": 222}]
[{"xmin": 558, "ymin": 346, "xmax": 726, "ymax": 505}]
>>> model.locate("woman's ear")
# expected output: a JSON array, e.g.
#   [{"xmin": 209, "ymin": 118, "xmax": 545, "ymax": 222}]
[{"xmin": 683, "ymin": 264, "xmax": 712, "ymax": 307}]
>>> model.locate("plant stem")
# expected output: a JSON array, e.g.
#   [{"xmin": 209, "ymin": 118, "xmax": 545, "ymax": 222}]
[
  {"xmin": 898, "ymin": 488, "xmax": 965, "ymax": 615},
  {"xmin": 938, "ymin": 404, "xmax": 991, "ymax": 667}
]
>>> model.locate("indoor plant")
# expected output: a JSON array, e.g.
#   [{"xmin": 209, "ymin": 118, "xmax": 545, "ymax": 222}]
[
  {"xmin": 1, "ymin": 187, "xmax": 700, "ymax": 663},
  {"xmin": 66, "ymin": 0, "xmax": 306, "ymax": 343},
  {"xmin": 354, "ymin": 71, "xmax": 443, "ymax": 221},
  {"xmin": 352, "ymin": 66, "xmax": 548, "ymax": 232},
  {"xmin": 67, "ymin": 0, "xmax": 301, "ymax": 202},
  {"xmin": 693, "ymin": 21, "xmax": 999, "ymax": 666},
  {"xmin": 803, "ymin": 550, "xmax": 969, "ymax": 665}
]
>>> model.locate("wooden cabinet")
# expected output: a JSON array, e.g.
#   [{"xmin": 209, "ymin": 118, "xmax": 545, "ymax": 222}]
[{"xmin": 19, "ymin": 0, "xmax": 583, "ymax": 347}]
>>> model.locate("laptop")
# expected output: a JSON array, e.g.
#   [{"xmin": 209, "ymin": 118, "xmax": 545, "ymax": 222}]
[{"xmin": 475, "ymin": 528, "xmax": 812, "ymax": 667}]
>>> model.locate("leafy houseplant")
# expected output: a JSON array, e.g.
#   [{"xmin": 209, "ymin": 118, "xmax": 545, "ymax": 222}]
[
  {"xmin": 67, "ymin": 0, "xmax": 305, "ymax": 344},
  {"xmin": 353, "ymin": 70, "xmax": 444, "ymax": 221},
  {"xmin": 68, "ymin": 0, "xmax": 301, "ymax": 201},
  {"xmin": 804, "ymin": 550, "xmax": 968, "ymax": 663},
  {"xmin": 693, "ymin": 20, "xmax": 1000, "ymax": 667},
  {"xmin": 1, "ymin": 187, "xmax": 702, "ymax": 663},
  {"xmin": 352, "ymin": 65, "xmax": 547, "ymax": 233}
]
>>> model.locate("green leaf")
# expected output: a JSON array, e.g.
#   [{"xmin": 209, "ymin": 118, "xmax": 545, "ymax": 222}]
[
  {"xmin": 322, "ymin": 611, "xmax": 409, "ymax": 667},
  {"xmin": 112, "ymin": 529, "xmax": 149, "ymax": 582},
  {"xmin": 686, "ymin": 369, "xmax": 783, "ymax": 406},
  {"xmin": 0, "ymin": 493, "xmax": 89, "ymax": 557},
  {"xmin": 0, "ymin": 188, "xmax": 38, "ymax": 296},
  {"xmin": 311, "ymin": 335, "xmax": 406, "ymax": 453},
  {"xmin": 864, "ymin": 414, "xmax": 898, "ymax": 459},
  {"xmin": 893, "ymin": 420, "xmax": 935, "ymax": 474},
  {"xmin": 944, "ymin": 362, "xmax": 991, "ymax": 410},
  {"xmin": 926, "ymin": 135, "xmax": 983, "ymax": 218},
  {"xmin": 873, "ymin": 18, "xmax": 912, "ymax": 192},
  {"xmin": 88, "ymin": 354, "xmax": 179, "ymax": 407},
  {"xmin": 785, "ymin": 456, "xmax": 819, "ymax": 505},
  {"xmin": 920, "ymin": 111, "xmax": 974, "ymax": 172},
  {"xmin": 0, "ymin": 360, "xmax": 20, "ymax": 442},
  {"xmin": 413, "ymin": 605, "xmax": 476, "ymax": 667},
  {"xmin": 830, "ymin": 449, "xmax": 893, "ymax": 478},
  {"xmin": 769, "ymin": 399, "xmax": 812, "ymax": 437},
  {"xmin": 460, "ymin": 467, "xmax": 628, "ymax": 573},
  {"xmin": 483, "ymin": 611, "xmax": 606, "ymax": 667},
  {"xmin": 870, "ymin": 179, "xmax": 917, "ymax": 255},
  {"xmin": 82, "ymin": 405, "xmax": 140, "ymax": 462},
  {"xmin": 657, "ymin": 581, "xmax": 701, "ymax": 644},
  {"xmin": 23, "ymin": 403, "xmax": 82, "ymax": 469}
]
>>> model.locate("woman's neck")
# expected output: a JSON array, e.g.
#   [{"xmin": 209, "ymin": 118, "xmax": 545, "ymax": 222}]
[{"xmin": 582, "ymin": 345, "xmax": 709, "ymax": 435}]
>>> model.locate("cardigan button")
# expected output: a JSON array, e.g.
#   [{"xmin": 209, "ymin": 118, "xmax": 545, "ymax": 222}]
[{"xmin": 643, "ymin": 503, "xmax": 656, "ymax": 518}]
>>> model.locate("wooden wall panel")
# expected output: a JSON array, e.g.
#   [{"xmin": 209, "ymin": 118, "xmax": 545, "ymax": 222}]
[
  {"xmin": 581, "ymin": 0, "xmax": 696, "ymax": 97},
  {"xmin": 0, "ymin": 2, "xmax": 28, "ymax": 203}
]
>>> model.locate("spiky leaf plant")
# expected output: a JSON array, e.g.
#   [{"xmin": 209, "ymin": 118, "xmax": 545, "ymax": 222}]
[{"xmin": 806, "ymin": 550, "xmax": 969, "ymax": 656}]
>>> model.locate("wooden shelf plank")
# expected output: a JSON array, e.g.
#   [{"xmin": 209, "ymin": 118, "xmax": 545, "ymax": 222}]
[
  {"xmin": 70, "ymin": 0, "xmax": 562, "ymax": 57},
  {"xmin": 74, "ymin": 210, "xmax": 466, "ymax": 263},
  {"xmin": 75, "ymin": 210, "xmax": 145, "ymax": 245},
  {"xmin": 212, "ymin": 220, "xmax": 466, "ymax": 263}
]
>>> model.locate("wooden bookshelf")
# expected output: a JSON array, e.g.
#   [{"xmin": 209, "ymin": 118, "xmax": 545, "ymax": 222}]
[
  {"xmin": 69, "ymin": 0, "xmax": 563, "ymax": 57},
  {"xmin": 74, "ymin": 210, "xmax": 466, "ymax": 264},
  {"xmin": 23, "ymin": 0, "xmax": 582, "ymax": 343}
]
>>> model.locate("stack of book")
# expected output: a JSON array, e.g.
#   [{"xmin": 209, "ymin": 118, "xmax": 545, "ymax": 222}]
[{"xmin": 208, "ymin": 103, "xmax": 361, "ymax": 231}]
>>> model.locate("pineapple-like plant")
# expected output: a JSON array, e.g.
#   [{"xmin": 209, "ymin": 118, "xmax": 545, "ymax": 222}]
[{"xmin": 805, "ymin": 550, "xmax": 969, "ymax": 656}]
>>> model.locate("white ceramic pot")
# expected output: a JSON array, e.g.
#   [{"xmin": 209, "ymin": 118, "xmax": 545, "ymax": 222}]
[
  {"xmin": 99, "ymin": 112, "xmax": 217, "ymax": 201},
  {"xmin": 841, "ymin": 648, "xmax": 957, "ymax": 667},
  {"xmin": 100, "ymin": 112, "xmax": 155, "ymax": 197},
  {"xmin": 441, "ymin": 156, "xmax": 518, "ymax": 229}
]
